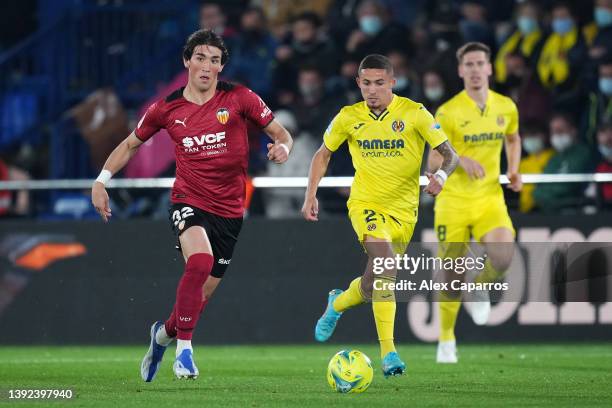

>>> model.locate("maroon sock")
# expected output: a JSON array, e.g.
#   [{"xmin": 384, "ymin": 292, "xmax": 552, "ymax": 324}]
[
  {"xmin": 165, "ymin": 291, "xmax": 211, "ymax": 338},
  {"xmin": 174, "ymin": 253, "xmax": 214, "ymax": 340}
]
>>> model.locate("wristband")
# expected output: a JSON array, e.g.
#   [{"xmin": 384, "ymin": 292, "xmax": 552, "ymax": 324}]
[
  {"xmin": 434, "ymin": 169, "xmax": 448, "ymax": 185},
  {"xmin": 95, "ymin": 169, "xmax": 112, "ymax": 185},
  {"xmin": 279, "ymin": 143, "xmax": 290, "ymax": 155}
]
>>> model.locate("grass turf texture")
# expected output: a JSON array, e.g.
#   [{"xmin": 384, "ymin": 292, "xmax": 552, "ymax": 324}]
[{"xmin": 0, "ymin": 344, "xmax": 610, "ymax": 407}]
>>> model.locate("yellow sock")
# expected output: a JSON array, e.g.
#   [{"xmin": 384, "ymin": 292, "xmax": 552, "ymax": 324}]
[
  {"xmin": 372, "ymin": 276, "xmax": 396, "ymax": 357},
  {"xmin": 475, "ymin": 258, "xmax": 504, "ymax": 284},
  {"xmin": 332, "ymin": 277, "xmax": 365, "ymax": 313},
  {"xmin": 439, "ymin": 292, "xmax": 461, "ymax": 342},
  {"xmin": 373, "ymin": 301, "xmax": 396, "ymax": 357}
]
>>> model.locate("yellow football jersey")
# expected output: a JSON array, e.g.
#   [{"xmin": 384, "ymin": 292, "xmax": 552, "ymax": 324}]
[
  {"xmin": 324, "ymin": 94, "xmax": 447, "ymax": 223},
  {"xmin": 434, "ymin": 90, "xmax": 518, "ymax": 205}
]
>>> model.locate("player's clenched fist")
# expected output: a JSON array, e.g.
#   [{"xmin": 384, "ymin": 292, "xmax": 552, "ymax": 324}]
[
  {"xmin": 506, "ymin": 172, "xmax": 522, "ymax": 192},
  {"xmin": 301, "ymin": 196, "xmax": 319, "ymax": 221},
  {"xmin": 267, "ymin": 142, "xmax": 290, "ymax": 164},
  {"xmin": 91, "ymin": 182, "xmax": 112, "ymax": 222},
  {"xmin": 423, "ymin": 172, "xmax": 444, "ymax": 196}
]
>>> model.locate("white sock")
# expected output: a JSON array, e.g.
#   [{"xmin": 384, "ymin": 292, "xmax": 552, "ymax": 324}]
[
  {"xmin": 176, "ymin": 339, "xmax": 192, "ymax": 356},
  {"xmin": 155, "ymin": 325, "xmax": 174, "ymax": 347}
]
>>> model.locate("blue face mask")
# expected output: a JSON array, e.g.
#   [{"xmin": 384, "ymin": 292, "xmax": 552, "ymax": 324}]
[
  {"xmin": 552, "ymin": 17, "xmax": 574, "ymax": 34},
  {"xmin": 595, "ymin": 7, "xmax": 612, "ymax": 27},
  {"xmin": 517, "ymin": 16, "xmax": 538, "ymax": 34},
  {"xmin": 600, "ymin": 77, "xmax": 612, "ymax": 96},
  {"xmin": 359, "ymin": 16, "xmax": 382, "ymax": 36}
]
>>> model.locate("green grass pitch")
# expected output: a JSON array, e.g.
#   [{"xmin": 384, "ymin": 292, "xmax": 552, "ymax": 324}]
[{"xmin": 1, "ymin": 344, "xmax": 610, "ymax": 407}]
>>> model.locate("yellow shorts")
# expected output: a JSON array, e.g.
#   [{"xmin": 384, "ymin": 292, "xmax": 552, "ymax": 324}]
[
  {"xmin": 348, "ymin": 204, "xmax": 415, "ymax": 254},
  {"xmin": 434, "ymin": 196, "xmax": 515, "ymax": 244}
]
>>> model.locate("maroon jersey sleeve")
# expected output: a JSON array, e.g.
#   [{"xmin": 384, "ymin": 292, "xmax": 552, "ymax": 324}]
[
  {"xmin": 134, "ymin": 101, "xmax": 165, "ymax": 141},
  {"xmin": 237, "ymin": 87, "xmax": 274, "ymax": 128}
]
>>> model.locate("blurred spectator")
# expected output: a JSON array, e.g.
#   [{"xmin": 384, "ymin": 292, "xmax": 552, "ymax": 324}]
[
  {"xmin": 199, "ymin": 3, "xmax": 237, "ymax": 40},
  {"xmin": 581, "ymin": 54, "xmax": 612, "ymax": 145},
  {"xmin": 593, "ymin": 121, "xmax": 612, "ymax": 209},
  {"xmin": 518, "ymin": 120, "xmax": 555, "ymax": 213},
  {"xmin": 274, "ymin": 11, "xmax": 339, "ymax": 97},
  {"xmin": 386, "ymin": 50, "xmax": 420, "ymax": 100},
  {"xmin": 0, "ymin": 158, "xmax": 30, "ymax": 217},
  {"xmin": 500, "ymin": 51, "xmax": 552, "ymax": 123},
  {"xmin": 458, "ymin": 1, "xmax": 496, "ymax": 51},
  {"xmin": 584, "ymin": 0, "xmax": 612, "ymax": 55},
  {"xmin": 254, "ymin": 0, "xmax": 333, "ymax": 38},
  {"xmin": 264, "ymin": 110, "xmax": 318, "ymax": 218},
  {"xmin": 221, "ymin": 7, "xmax": 277, "ymax": 101},
  {"xmin": 326, "ymin": 53, "xmax": 363, "ymax": 105},
  {"xmin": 536, "ymin": 2, "xmax": 588, "ymax": 113},
  {"xmin": 533, "ymin": 112, "xmax": 594, "ymax": 212},
  {"xmin": 291, "ymin": 66, "xmax": 347, "ymax": 138},
  {"xmin": 345, "ymin": 0, "xmax": 410, "ymax": 59},
  {"xmin": 421, "ymin": 68, "xmax": 449, "ymax": 114},
  {"xmin": 495, "ymin": 1, "xmax": 545, "ymax": 86}
]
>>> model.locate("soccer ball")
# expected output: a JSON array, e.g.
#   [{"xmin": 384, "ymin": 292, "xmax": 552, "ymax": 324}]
[{"xmin": 326, "ymin": 349, "xmax": 374, "ymax": 393}]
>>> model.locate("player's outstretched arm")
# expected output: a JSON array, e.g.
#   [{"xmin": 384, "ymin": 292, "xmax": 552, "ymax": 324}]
[
  {"xmin": 301, "ymin": 143, "xmax": 333, "ymax": 221},
  {"xmin": 504, "ymin": 132, "xmax": 522, "ymax": 192},
  {"xmin": 424, "ymin": 141, "xmax": 459, "ymax": 196},
  {"xmin": 263, "ymin": 119, "xmax": 293, "ymax": 164},
  {"xmin": 91, "ymin": 132, "xmax": 143, "ymax": 222}
]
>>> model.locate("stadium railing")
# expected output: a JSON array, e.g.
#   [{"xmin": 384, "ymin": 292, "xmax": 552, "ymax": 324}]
[{"xmin": 0, "ymin": 174, "xmax": 611, "ymax": 190}]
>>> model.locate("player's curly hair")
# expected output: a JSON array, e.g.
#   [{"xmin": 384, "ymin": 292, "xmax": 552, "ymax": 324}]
[{"xmin": 182, "ymin": 29, "xmax": 229, "ymax": 65}]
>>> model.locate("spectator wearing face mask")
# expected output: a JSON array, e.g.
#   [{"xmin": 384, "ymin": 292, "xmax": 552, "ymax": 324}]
[
  {"xmin": 518, "ymin": 120, "xmax": 555, "ymax": 212},
  {"xmin": 495, "ymin": 1, "xmax": 545, "ymax": 86},
  {"xmin": 291, "ymin": 66, "xmax": 347, "ymax": 138},
  {"xmin": 536, "ymin": 2, "xmax": 588, "ymax": 112},
  {"xmin": 593, "ymin": 121, "xmax": 612, "ymax": 209},
  {"xmin": 386, "ymin": 50, "xmax": 420, "ymax": 100},
  {"xmin": 533, "ymin": 112, "xmax": 594, "ymax": 212},
  {"xmin": 274, "ymin": 11, "xmax": 339, "ymax": 102},
  {"xmin": 345, "ymin": 0, "xmax": 410, "ymax": 59},
  {"xmin": 421, "ymin": 68, "xmax": 449, "ymax": 114},
  {"xmin": 582, "ymin": 55, "xmax": 612, "ymax": 145},
  {"xmin": 583, "ymin": 0, "xmax": 612, "ymax": 56}
]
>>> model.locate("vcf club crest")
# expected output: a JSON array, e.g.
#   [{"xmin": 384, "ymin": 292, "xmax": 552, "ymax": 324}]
[
  {"xmin": 391, "ymin": 119, "xmax": 405, "ymax": 133},
  {"xmin": 497, "ymin": 114, "xmax": 505, "ymax": 127},
  {"xmin": 216, "ymin": 108, "xmax": 230, "ymax": 124}
]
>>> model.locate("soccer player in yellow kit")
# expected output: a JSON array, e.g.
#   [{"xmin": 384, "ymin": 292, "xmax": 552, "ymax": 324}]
[
  {"xmin": 302, "ymin": 54, "xmax": 459, "ymax": 376},
  {"xmin": 428, "ymin": 42, "xmax": 522, "ymax": 364}
]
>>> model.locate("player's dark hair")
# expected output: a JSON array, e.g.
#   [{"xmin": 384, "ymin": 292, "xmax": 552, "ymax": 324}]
[
  {"xmin": 358, "ymin": 54, "xmax": 393, "ymax": 75},
  {"xmin": 182, "ymin": 29, "xmax": 229, "ymax": 65},
  {"xmin": 456, "ymin": 42, "xmax": 491, "ymax": 64}
]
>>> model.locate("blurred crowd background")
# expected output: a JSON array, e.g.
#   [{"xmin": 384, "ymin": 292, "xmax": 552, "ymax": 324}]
[{"xmin": 0, "ymin": 0, "xmax": 611, "ymax": 219}]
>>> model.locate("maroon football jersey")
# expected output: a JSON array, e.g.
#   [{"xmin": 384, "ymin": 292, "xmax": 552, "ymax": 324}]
[{"xmin": 134, "ymin": 82, "xmax": 274, "ymax": 217}]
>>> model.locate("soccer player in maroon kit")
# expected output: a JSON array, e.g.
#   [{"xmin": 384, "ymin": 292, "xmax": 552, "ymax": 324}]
[{"xmin": 91, "ymin": 30, "xmax": 293, "ymax": 381}]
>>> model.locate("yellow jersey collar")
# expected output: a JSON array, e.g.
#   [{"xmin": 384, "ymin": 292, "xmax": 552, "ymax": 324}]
[{"xmin": 366, "ymin": 94, "xmax": 397, "ymax": 121}]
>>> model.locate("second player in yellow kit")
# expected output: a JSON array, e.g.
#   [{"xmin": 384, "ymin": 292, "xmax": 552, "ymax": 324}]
[
  {"xmin": 434, "ymin": 89, "xmax": 517, "ymax": 242},
  {"xmin": 429, "ymin": 42, "xmax": 522, "ymax": 365},
  {"xmin": 303, "ymin": 54, "xmax": 458, "ymax": 377}
]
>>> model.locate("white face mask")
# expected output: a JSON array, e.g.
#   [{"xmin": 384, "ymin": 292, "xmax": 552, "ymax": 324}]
[
  {"xmin": 550, "ymin": 133, "xmax": 573, "ymax": 152},
  {"xmin": 424, "ymin": 87, "xmax": 444, "ymax": 101},
  {"xmin": 522, "ymin": 136, "xmax": 544, "ymax": 154}
]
